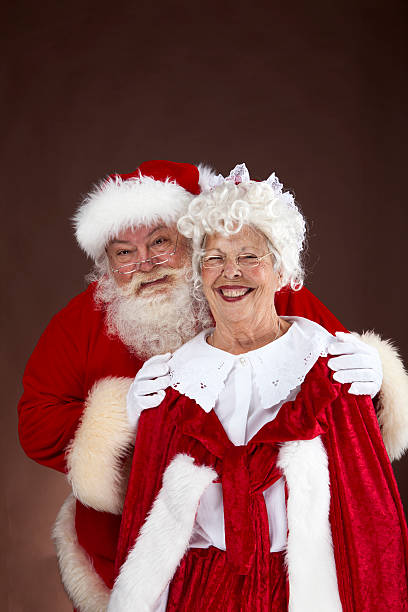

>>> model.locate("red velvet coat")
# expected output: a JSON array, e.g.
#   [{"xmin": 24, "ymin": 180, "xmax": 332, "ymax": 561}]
[{"xmin": 111, "ymin": 360, "xmax": 408, "ymax": 611}]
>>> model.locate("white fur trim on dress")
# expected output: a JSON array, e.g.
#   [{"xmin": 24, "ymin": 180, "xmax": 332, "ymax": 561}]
[
  {"xmin": 108, "ymin": 454, "xmax": 217, "ymax": 612},
  {"xmin": 66, "ymin": 377, "xmax": 134, "ymax": 514},
  {"xmin": 278, "ymin": 438, "xmax": 342, "ymax": 612},
  {"xmin": 74, "ymin": 175, "xmax": 194, "ymax": 260},
  {"xmin": 354, "ymin": 331, "xmax": 408, "ymax": 461},
  {"xmin": 52, "ymin": 494, "xmax": 110, "ymax": 612}
]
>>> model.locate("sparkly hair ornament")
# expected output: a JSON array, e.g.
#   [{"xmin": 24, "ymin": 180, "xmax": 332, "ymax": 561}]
[{"xmin": 206, "ymin": 163, "xmax": 292, "ymax": 204}]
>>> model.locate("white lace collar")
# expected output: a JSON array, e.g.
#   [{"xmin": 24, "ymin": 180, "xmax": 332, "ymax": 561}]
[{"xmin": 168, "ymin": 316, "xmax": 333, "ymax": 413}]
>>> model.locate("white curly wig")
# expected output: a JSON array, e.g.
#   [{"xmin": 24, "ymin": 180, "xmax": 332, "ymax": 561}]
[{"xmin": 177, "ymin": 179, "xmax": 306, "ymax": 294}]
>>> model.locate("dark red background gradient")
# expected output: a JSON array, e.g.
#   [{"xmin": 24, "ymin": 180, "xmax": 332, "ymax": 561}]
[{"xmin": 2, "ymin": 1, "xmax": 407, "ymax": 609}]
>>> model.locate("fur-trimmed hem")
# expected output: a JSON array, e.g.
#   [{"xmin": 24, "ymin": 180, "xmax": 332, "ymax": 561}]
[
  {"xmin": 278, "ymin": 438, "xmax": 342, "ymax": 612},
  {"xmin": 52, "ymin": 494, "xmax": 110, "ymax": 612},
  {"xmin": 355, "ymin": 331, "xmax": 408, "ymax": 461},
  {"xmin": 108, "ymin": 454, "xmax": 217, "ymax": 611},
  {"xmin": 66, "ymin": 377, "xmax": 134, "ymax": 514}
]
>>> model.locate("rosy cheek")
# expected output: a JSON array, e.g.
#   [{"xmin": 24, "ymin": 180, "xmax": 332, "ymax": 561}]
[
  {"xmin": 202, "ymin": 282, "xmax": 213, "ymax": 301},
  {"xmin": 201, "ymin": 270, "xmax": 215, "ymax": 289}
]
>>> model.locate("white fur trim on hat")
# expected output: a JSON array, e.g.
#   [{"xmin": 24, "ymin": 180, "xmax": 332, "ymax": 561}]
[
  {"xmin": 66, "ymin": 376, "xmax": 134, "ymax": 514},
  {"xmin": 108, "ymin": 454, "xmax": 217, "ymax": 611},
  {"xmin": 74, "ymin": 175, "xmax": 194, "ymax": 261},
  {"xmin": 197, "ymin": 163, "xmax": 219, "ymax": 192},
  {"xmin": 353, "ymin": 331, "xmax": 408, "ymax": 461},
  {"xmin": 52, "ymin": 494, "xmax": 110, "ymax": 612}
]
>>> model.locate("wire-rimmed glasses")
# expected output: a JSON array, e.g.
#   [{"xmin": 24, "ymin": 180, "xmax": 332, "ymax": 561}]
[
  {"xmin": 112, "ymin": 235, "xmax": 179, "ymax": 275},
  {"xmin": 201, "ymin": 250, "xmax": 275, "ymax": 269}
]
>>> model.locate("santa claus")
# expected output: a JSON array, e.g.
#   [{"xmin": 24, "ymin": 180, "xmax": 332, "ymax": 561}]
[{"xmin": 18, "ymin": 160, "xmax": 408, "ymax": 611}]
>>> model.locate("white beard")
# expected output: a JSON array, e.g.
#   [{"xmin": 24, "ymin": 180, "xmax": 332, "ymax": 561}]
[{"xmin": 94, "ymin": 267, "xmax": 212, "ymax": 359}]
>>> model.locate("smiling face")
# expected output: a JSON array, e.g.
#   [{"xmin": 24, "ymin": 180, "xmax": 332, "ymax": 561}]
[
  {"xmin": 201, "ymin": 225, "xmax": 281, "ymax": 328},
  {"xmin": 98, "ymin": 222, "xmax": 208, "ymax": 358},
  {"xmin": 106, "ymin": 223, "xmax": 190, "ymax": 292}
]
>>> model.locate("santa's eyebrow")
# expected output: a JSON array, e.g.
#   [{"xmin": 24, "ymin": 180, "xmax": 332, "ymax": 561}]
[
  {"xmin": 146, "ymin": 225, "xmax": 168, "ymax": 237},
  {"xmin": 110, "ymin": 226, "xmax": 170, "ymax": 246}
]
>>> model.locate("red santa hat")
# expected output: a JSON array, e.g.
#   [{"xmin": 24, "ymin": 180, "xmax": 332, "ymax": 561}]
[{"xmin": 74, "ymin": 159, "xmax": 214, "ymax": 261}]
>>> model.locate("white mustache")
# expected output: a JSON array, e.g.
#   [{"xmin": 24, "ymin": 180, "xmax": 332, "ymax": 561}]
[{"xmin": 120, "ymin": 268, "xmax": 180, "ymax": 296}]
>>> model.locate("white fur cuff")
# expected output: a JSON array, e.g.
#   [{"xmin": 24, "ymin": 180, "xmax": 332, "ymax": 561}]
[{"xmin": 66, "ymin": 376, "xmax": 134, "ymax": 513}]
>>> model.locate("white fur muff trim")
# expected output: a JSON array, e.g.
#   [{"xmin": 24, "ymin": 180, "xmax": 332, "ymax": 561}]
[
  {"xmin": 354, "ymin": 331, "xmax": 408, "ymax": 461},
  {"xmin": 278, "ymin": 438, "xmax": 342, "ymax": 612},
  {"xmin": 66, "ymin": 376, "xmax": 134, "ymax": 514},
  {"xmin": 108, "ymin": 454, "xmax": 217, "ymax": 612},
  {"xmin": 52, "ymin": 494, "xmax": 110, "ymax": 612}
]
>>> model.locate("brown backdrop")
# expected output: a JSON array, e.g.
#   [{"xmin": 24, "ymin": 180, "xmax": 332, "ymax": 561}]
[{"xmin": 3, "ymin": 1, "xmax": 407, "ymax": 609}]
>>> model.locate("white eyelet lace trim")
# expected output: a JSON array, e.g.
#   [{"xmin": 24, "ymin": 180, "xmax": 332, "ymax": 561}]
[
  {"xmin": 250, "ymin": 336, "xmax": 329, "ymax": 409},
  {"xmin": 169, "ymin": 350, "xmax": 233, "ymax": 413}
]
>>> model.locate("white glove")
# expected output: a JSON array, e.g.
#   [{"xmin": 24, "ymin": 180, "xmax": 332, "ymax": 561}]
[
  {"xmin": 327, "ymin": 332, "xmax": 383, "ymax": 397},
  {"xmin": 126, "ymin": 353, "xmax": 172, "ymax": 428}
]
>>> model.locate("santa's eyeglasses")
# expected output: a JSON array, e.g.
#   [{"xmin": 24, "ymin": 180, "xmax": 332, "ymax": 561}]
[{"xmin": 112, "ymin": 235, "xmax": 179, "ymax": 275}]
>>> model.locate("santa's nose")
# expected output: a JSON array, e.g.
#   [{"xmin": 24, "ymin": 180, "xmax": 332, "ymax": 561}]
[{"xmin": 138, "ymin": 259, "xmax": 156, "ymax": 272}]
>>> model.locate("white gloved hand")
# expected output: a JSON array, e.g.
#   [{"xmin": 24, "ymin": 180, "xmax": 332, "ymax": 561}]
[
  {"xmin": 126, "ymin": 353, "xmax": 172, "ymax": 428},
  {"xmin": 327, "ymin": 332, "xmax": 383, "ymax": 397}
]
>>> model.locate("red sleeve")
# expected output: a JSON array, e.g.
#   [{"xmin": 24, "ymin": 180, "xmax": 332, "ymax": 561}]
[
  {"xmin": 275, "ymin": 286, "xmax": 348, "ymax": 335},
  {"xmin": 18, "ymin": 305, "xmax": 87, "ymax": 474}
]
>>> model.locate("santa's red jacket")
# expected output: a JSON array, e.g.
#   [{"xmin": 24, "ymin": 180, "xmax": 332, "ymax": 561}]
[{"xmin": 18, "ymin": 283, "xmax": 408, "ymax": 611}]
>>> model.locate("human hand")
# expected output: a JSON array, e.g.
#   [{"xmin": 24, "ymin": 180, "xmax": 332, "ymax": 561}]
[
  {"xmin": 126, "ymin": 353, "xmax": 172, "ymax": 428},
  {"xmin": 327, "ymin": 332, "xmax": 383, "ymax": 397}
]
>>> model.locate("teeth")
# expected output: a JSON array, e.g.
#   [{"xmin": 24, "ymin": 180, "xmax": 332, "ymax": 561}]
[{"xmin": 220, "ymin": 288, "xmax": 249, "ymax": 297}]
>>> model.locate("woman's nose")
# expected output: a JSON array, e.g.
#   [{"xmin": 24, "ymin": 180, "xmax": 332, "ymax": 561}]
[{"xmin": 223, "ymin": 258, "xmax": 242, "ymax": 279}]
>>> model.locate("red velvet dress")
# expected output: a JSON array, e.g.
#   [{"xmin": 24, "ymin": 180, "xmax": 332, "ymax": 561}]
[{"xmin": 115, "ymin": 359, "xmax": 408, "ymax": 611}]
